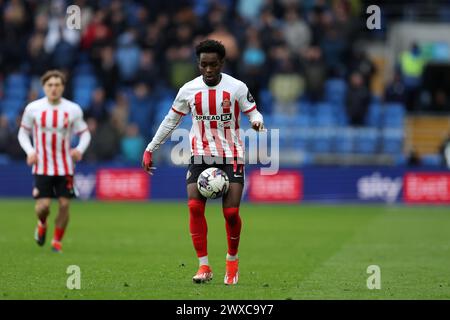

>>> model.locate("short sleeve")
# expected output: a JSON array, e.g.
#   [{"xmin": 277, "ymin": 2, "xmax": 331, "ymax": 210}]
[
  {"xmin": 236, "ymin": 82, "xmax": 257, "ymax": 114},
  {"xmin": 72, "ymin": 105, "xmax": 88, "ymax": 134},
  {"xmin": 20, "ymin": 104, "xmax": 34, "ymax": 130},
  {"xmin": 171, "ymin": 86, "xmax": 190, "ymax": 116}
]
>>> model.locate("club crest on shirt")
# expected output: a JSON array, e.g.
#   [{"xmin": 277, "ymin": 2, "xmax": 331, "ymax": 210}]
[{"xmin": 221, "ymin": 99, "xmax": 231, "ymax": 109}]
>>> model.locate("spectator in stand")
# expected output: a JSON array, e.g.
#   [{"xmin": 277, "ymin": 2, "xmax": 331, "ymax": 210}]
[
  {"xmin": 108, "ymin": 0, "xmax": 127, "ymax": 38},
  {"xmin": 121, "ymin": 123, "xmax": 145, "ymax": 163},
  {"xmin": 80, "ymin": 9, "xmax": 111, "ymax": 51},
  {"xmin": 257, "ymin": 7, "xmax": 282, "ymax": 53},
  {"xmin": 0, "ymin": 115, "xmax": 11, "ymax": 154},
  {"xmin": 238, "ymin": 27, "xmax": 267, "ymax": 112},
  {"xmin": 282, "ymin": 5, "xmax": 311, "ymax": 55},
  {"xmin": 399, "ymin": 42, "xmax": 425, "ymax": 111},
  {"xmin": 299, "ymin": 46, "xmax": 326, "ymax": 102},
  {"xmin": 319, "ymin": 11, "xmax": 348, "ymax": 77},
  {"xmin": 165, "ymin": 24, "xmax": 196, "ymax": 90},
  {"xmin": 44, "ymin": 2, "xmax": 80, "ymax": 69},
  {"xmin": 116, "ymin": 28, "xmax": 141, "ymax": 84},
  {"xmin": 135, "ymin": 49, "xmax": 160, "ymax": 88},
  {"xmin": 83, "ymin": 117, "xmax": 120, "ymax": 163},
  {"xmin": 85, "ymin": 88, "xmax": 109, "ymax": 123},
  {"xmin": 237, "ymin": 0, "xmax": 265, "ymax": 22},
  {"xmin": 110, "ymin": 92, "xmax": 130, "ymax": 137},
  {"xmin": 1, "ymin": 0, "xmax": 29, "ymax": 74},
  {"xmin": 129, "ymin": 82, "xmax": 156, "ymax": 139},
  {"xmin": 345, "ymin": 71, "xmax": 371, "ymax": 126},
  {"xmin": 27, "ymin": 32, "xmax": 51, "ymax": 94},
  {"xmin": 6, "ymin": 113, "xmax": 25, "ymax": 160},
  {"xmin": 384, "ymin": 70, "xmax": 407, "ymax": 103},
  {"xmin": 207, "ymin": 23, "xmax": 240, "ymax": 75},
  {"xmin": 269, "ymin": 46, "xmax": 304, "ymax": 115},
  {"xmin": 347, "ymin": 45, "xmax": 375, "ymax": 87},
  {"xmin": 94, "ymin": 46, "xmax": 119, "ymax": 101}
]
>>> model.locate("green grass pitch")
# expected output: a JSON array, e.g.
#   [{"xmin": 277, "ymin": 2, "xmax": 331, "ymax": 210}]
[{"xmin": 0, "ymin": 199, "xmax": 449, "ymax": 300}]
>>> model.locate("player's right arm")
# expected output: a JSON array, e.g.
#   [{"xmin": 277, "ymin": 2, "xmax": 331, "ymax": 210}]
[
  {"xmin": 142, "ymin": 87, "xmax": 190, "ymax": 174},
  {"xmin": 17, "ymin": 104, "xmax": 37, "ymax": 166}
]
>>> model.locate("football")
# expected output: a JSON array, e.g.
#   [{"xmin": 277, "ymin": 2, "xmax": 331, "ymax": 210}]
[{"xmin": 197, "ymin": 167, "xmax": 230, "ymax": 199}]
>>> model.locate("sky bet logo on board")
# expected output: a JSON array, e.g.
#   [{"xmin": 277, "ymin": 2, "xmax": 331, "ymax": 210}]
[{"xmin": 357, "ymin": 172, "xmax": 403, "ymax": 203}]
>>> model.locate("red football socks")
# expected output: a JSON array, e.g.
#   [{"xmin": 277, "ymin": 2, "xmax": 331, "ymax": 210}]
[
  {"xmin": 223, "ymin": 207, "xmax": 242, "ymax": 256},
  {"xmin": 53, "ymin": 227, "xmax": 65, "ymax": 242},
  {"xmin": 188, "ymin": 199, "xmax": 208, "ymax": 257}
]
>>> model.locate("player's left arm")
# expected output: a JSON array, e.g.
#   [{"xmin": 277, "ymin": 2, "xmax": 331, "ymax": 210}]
[
  {"xmin": 71, "ymin": 106, "xmax": 91, "ymax": 162},
  {"xmin": 238, "ymin": 83, "xmax": 265, "ymax": 131}
]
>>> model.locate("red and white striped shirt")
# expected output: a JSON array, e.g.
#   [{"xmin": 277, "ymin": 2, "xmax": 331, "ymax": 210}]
[
  {"xmin": 169, "ymin": 73, "xmax": 260, "ymax": 159},
  {"xmin": 20, "ymin": 97, "xmax": 88, "ymax": 176}
]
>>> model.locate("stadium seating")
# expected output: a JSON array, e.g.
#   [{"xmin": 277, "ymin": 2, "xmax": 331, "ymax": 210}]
[
  {"xmin": 310, "ymin": 128, "xmax": 334, "ymax": 153},
  {"xmin": 335, "ymin": 128, "xmax": 355, "ymax": 154},
  {"xmin": 325, "ymin": 78, "xmax": 347, "ymax": 106},
  {"xmin": 381, "ymin": 128, "xmax": 404, "ymax": 154},
  {"xmin": 354, "ymin": 128, "xmax": 379, "ymax": 154},
  {"xmin": 382, "ymin": 103, "xmax": 405, "ymax": 128}
]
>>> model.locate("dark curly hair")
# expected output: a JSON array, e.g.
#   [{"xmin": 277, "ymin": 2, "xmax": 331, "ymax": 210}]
[{"xmin": 195, "ymin": 39, "xmax": 226, "ymax": 60}]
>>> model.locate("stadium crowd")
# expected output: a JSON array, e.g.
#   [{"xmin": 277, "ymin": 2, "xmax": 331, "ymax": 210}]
[{"xmin": 0, "ymin": 0, "xmax": 449, "ymax": 164}]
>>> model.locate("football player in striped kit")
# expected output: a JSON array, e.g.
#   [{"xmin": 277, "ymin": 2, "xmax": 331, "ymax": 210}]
[
  {"xmin": 142, "ymin": 40, "xmax": 264, "ymax": 285},
  {"xmin": 18, "ymin": 70, "xmax": 91, "ymax": 253}
]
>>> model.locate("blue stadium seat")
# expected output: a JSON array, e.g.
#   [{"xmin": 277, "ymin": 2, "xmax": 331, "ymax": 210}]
[
  {"xmin": 382, "ymin": 103, "xmax": 405, "ymax": 128},
  {"xmin": 259, "ymin": 89, "xmax": 274, "ymax": 114},
  {"xmin": 335, "ymin": 128, "xmax": 355, "ymax": 153},
  {"xmin": 298, "ymin": 99, "xmax": 315, "ymax": 117},
  {"xmin": 291, "ymin": 133, "xmax": 309, "ymax": 150},
  {"xmin": 278, "ymin": 135, "xmax": 290, "ymax": 149},
  {"xmin": 421, "ymin": 154, "xmax": 442, "ymax": 166},
  {"xmin": 293, "ymin": 114, "xmax": 312, "ymax": 127},
  {"xmin": 73, "ymin": 88, "xmax": 93, "ymax": 109},
  {"xmin": 325, "ymin": 78, "xmax": 347, "ymax": 105},
  {"xmin": 335, "ymin": 107, "xmax": 348, "ymax": 126},
  {"xmin": 366, "ymin": 102, "xmax": 382, "ymax": 127},
  {"xmin": 73, "ymin": 63, "xmax": 95, "ymax": 76},
  {"xmin": 310, "ymin": 128, "xmax": 334, "ymax": 153},
  {"xmin": 1, "ymin": 98, "xmax": 25, "ymax": 113},
  {"xmin": 316, "ymin": 112, "xmax": 337, "ymax": 127},
  {"xmin": 381, "ymin": 128, "xmax": 404, "ymax": 154},
  {"xmin": 5, "ymin": 73, "xmax": 29, "ymax": 88},
  {"xmin": 316, "ymin": 102, "xmax": 334, "ymax": 115},
  {"xmin": 73, "ymin": 75, "xmax": 98, "ymax": 90},
  {"xmin": 271, "ymin": 114, "xmax": 295, "ymax": 128},
  {"xmin": 4, "ymin": 87, "xmax": 28, "ymax": 100},
  {"xmin": 354, "ymin": 128, "xmax": 379, "ymax": 154}
]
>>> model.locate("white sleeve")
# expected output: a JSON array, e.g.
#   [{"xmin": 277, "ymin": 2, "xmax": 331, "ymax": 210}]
[
  {"xmin": 20, "ymin": 103, "xmax": 34, "ymax": 131},
  {"xmin": 237, "ymin": 82, "xmax": 257, "ymax": 113},
  {"xmin": 18, "ymin": 127, "xmax": 35, "ymax": 156},
  {"xmin": 171, "ymin": 86, "xmax": 190, "ymax": 115},
  {"xmin": 246, "ymin": 108, "xmax": 264, "ymax": 124},
  {"xmin": 75, "ymin": 130, "xmax": 91, "ymax": 154},
  {"xmin": 145, "ymin": 109, "xmax": 184, "ymax": 152},
  {"xmin": 72, "ymin": 107, "xmax": 88, "ymax": 134}
]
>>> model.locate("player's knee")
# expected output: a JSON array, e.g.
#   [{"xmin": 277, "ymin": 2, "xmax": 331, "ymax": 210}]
[
  {"xmin": 36, "ymin": 201, "xmax": 50, "ymax": 214},
  {"xmin": 188, "ymin": 198, "xmax": 206, "ymax": 216},
  {"xmin": 223, "ymin": 207, "xmax": 240, "ymax": 224},
  {"xmin": 58, "ymin": 198, "xmax": 70, "ymax": 212}
]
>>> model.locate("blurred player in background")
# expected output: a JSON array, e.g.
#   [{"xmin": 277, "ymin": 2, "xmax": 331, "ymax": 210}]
[
  {"xmin": 18, "ymin": 70, "xmax": 91, "ymax": 253},
  {"xmin": 142, "ymin": 39, "xmax": 264, "ymax": 285}
]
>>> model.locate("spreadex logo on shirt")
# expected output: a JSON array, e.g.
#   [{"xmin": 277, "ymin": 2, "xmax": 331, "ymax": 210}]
[{"xmin": 195, "ymin": 114, "xmax": 232, "ymax": 121}]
